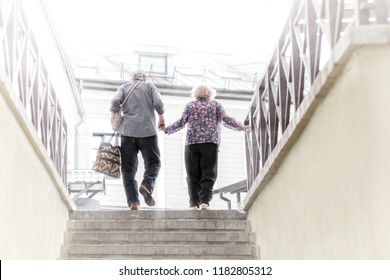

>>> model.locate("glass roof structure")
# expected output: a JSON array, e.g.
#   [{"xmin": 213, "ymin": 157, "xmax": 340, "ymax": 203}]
[{"xmin": 68, "ymin": 44, "xmax": 265, "ymax": 91}]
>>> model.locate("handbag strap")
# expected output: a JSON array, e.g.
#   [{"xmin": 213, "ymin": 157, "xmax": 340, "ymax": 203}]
[
  {"xmin": 107, "ymin": 132, "xmax": 120, "ymax": 146},
  {"xmin": 119, "ymin": 81, "xmax": 141, "ymax": 109}
]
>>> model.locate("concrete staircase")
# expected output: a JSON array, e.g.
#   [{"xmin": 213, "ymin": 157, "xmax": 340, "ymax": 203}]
[{"xmin": 62, "ymin": 210, "xmax": 258, "ymax": 259}]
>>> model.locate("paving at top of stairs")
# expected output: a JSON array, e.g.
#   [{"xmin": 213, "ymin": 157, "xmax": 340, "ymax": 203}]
[{"xmin": 69, "ymin": 209, "xmax": 248, "ymax": 220}]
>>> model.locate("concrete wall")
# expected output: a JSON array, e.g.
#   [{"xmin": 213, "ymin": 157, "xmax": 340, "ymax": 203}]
[
  {"xmin": 0, "ymin": 74, "xmax": 74, "ymax": 259},
  {"xmin": 246, "ymin": 45, "xmax": 390, "ymax": 259}
]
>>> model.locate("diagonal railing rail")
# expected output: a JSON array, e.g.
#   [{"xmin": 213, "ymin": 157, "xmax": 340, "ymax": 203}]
[
  {"xmin": 0, "ymin": 0, "xmax": 68, "ymax": 184},
  {"xmin": 244, "ymin": 0, "xmax": 390, "ymax": 189}
]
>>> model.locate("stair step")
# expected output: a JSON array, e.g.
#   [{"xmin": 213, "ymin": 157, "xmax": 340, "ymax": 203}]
[
  {"xmin": 63, "ymin": 254, "xmax": 256, "ymax": 260},
  {"xmin": 67, "ymin": 220, "xmax": 249, "ymax": 231},
  {"xmin": 62, "ymin": 210, "xmax": 258, "ymax": 260},
  {"xmin": 69, "ymin": 210, "xmax": 247, "ymax": 220},
  {"xmin": 63, "ymin": 244, "xmax": 256, "ymax": 258},
  {"xmin": 67, "ymin": 231, "xmax": 255, "ymax": 244}
]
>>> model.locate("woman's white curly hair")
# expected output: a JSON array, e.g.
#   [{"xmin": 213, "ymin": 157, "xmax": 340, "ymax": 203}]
[{"xmin": 191, "ymin": 84, "xmax": 216, "ymax": 100}]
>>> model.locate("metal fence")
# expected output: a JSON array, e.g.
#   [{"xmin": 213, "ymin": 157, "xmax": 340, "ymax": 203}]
[
  {"xmin": 244, "ymin": 0, "xmax": 390, "ymax": 189},
  {"xmin": 72, "ymin": 60, "xmax": 261, "ymax": 91},
  {"xmin": 0, "ymin": 0, "xmax": 68, "ymax": 184}
]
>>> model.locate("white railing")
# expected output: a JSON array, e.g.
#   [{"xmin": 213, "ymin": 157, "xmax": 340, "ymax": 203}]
[
  {"xmin": 244, "ymin": 0, "xmax": 390, "ymax": 189},
  {"xmin": 0, "ymin": 0, "xmax": 68, "ymax": 184}
]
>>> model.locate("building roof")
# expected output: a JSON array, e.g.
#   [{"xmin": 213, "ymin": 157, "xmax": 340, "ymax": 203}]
[{"xmin": 68, "ymin": 44, "xmax": 265, "ymax": 92}]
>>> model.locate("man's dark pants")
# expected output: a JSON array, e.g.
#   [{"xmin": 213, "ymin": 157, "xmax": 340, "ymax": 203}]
[{"xmin": 121, "ymin": 135, "xmax": 161, "ymax": 206}]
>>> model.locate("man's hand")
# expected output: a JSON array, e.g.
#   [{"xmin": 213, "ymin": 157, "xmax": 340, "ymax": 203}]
[
  {"xmin": 111, "ymin": 112, "xmax": 119, "ymax": 131},
  {"xmin": 159, "ymin": 124, "xmax": 166, "ymax": 132},
  {"xmin": 158, "ymin": 114, "xmax": 165, "ymax": 131}
]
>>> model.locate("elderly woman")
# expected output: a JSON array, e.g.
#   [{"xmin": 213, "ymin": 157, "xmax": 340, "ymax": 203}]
[{"xmin": 162, "ymin": 84, "xmax": 248, "ymax": 210}]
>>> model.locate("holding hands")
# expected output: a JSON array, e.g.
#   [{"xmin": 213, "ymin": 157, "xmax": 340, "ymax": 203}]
[
  {"xmin": 158, "ymin": 115, "xmax": 166, "ymax": 132},
  {"xmin": 244, "ymin": 125, "xmax": 251, "ymax": 133},
  {"xmin": 159, "ymin": 124, "xmax": 166, "ymax": 132}
]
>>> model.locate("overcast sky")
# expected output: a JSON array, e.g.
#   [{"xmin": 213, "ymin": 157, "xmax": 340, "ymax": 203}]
[{"xmin": 45, "ymin": 0, "xmax": 292, "ymax": 61}]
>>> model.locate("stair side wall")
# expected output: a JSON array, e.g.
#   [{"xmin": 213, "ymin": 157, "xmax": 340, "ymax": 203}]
[
  {"xmin": 0, "ymin": 73, "xmax": 73, "ymax": 259},
  {"xmin": 247, "ymin": 44, "xmax": 390, "ymax": 259}
]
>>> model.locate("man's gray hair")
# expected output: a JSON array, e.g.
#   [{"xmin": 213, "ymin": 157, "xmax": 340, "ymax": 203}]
[{"xmin": 131, "ymin": 69, "xmax": 146, "ymax": 81}]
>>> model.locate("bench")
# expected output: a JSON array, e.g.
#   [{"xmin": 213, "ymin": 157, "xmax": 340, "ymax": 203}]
[
  {"xmin": 213, "ymin": 179, "xmax": 247, "ymax": 209},
  {"xmin": 67, "ymin": 170, "xmax": 106, "ymax": 201}
]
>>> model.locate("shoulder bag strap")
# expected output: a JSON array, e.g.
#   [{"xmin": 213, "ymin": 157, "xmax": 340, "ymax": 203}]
[{"xmin": 119, "ymin": 81, "xmax": 141, "ymax": 109}]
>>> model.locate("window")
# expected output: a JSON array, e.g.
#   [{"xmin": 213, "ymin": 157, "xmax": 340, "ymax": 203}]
[{"xmin": 139, "ymin": 54, "xmax": 167, "ymax": 75}]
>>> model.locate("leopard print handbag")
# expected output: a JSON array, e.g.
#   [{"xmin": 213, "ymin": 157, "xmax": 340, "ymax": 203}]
[{"xmin": 92, "ymin": 133, "xmax": 121, "ymax": 178}]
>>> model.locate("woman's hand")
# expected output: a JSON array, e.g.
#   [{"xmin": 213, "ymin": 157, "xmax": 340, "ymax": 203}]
[{"xmin": 244, "ymin": 125, "xmax": 251, "ymax": 133}]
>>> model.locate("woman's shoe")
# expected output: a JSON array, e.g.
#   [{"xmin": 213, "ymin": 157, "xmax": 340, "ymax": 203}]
[{"xmin": 200, "ymin": 203, "xmax": 209, "ymax": 210}]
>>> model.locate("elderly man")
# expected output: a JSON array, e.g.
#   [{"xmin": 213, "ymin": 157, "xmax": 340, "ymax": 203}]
[{"xmin": 110, "ymin": 69, "xmax": 165, "ymax": 210}]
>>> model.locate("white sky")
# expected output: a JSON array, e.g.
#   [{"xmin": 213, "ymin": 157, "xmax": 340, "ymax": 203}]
[{"xmin": 45, "ymin": 0, "xmax": 292, "ymax": 61}]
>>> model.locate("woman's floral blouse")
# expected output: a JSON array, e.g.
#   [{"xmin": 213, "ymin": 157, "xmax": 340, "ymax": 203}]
[{"xmin": 165, "ymin": 98, "xmax": 244, "ymax": 146}]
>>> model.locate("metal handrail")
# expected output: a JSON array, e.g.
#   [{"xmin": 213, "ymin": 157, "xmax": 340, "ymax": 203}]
[{"xmin": 244, "ymin": 0, "xmax": 390, "ymax": 189}]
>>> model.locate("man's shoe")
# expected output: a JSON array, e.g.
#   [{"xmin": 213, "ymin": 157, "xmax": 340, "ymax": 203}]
[
  {"xmin": 189, "ymin": 206, "xmax": 199, "ymax": 210},
  {"xmin": 130, "ymin": 203, "xmax": 140, "ymax": 210},
  {"xmin": 200, "ymin": 203, "xmax": 209, "ymax": 210},
  {"xmin": 139, "ymin": 185, "xmax": 156, "ymax": 206}
]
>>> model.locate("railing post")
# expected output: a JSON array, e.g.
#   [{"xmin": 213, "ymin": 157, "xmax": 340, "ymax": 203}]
[
  {"xmin": 355, "ymin": 0, "xmax": 370, "ymax": 25},
  {"xmin": 374, "ymin": 0, "xmax": 388, "ymax": 24},
  {"xmin": 120, "ymin": 62, "xmax": 124, "ymax": 80},
  {"xmin": 171, "ymin": 66, "xmax": 176, "ymax": 85}
]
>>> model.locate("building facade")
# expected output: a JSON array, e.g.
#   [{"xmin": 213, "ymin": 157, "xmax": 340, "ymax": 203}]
[{"xmin": 71, "ymin": 46, "xmax": 258, "ymax": 209}]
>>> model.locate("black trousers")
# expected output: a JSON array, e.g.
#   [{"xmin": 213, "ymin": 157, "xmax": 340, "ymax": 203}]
[
  {"xmin": 121, "ymin": 135, "xmax": 161, "ymax": 206},
  {"xmin": 185, "ymin": 143, "xmax": 218, "ymax": 207}
]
